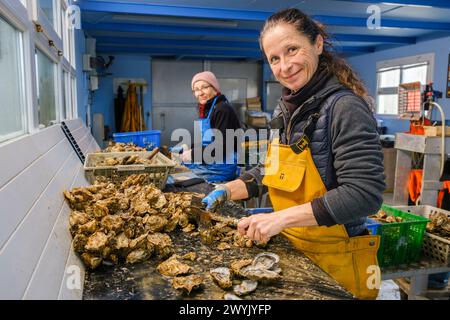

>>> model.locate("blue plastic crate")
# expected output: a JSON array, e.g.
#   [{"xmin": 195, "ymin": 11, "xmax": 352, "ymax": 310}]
[
  {"xmin": 113, "ymin": 130, "xmax": 161, "ymax": 150},
  {"xmin": 366, "ymin": 218, "xmax": 381, "ymax": 235}
]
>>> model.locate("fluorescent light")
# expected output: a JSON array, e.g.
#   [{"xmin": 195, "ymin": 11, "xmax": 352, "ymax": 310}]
[
  {"xmin": 382, "ymin": 2, "xmax": 433, "ymax": 8},
  {"xmin": 112, "ymin": 14, "xmax": 239, "ymax": 28}
]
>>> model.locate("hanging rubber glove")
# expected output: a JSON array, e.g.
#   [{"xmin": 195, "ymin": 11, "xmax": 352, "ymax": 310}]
[{"xmin": 202, "ymin": 185, "xmax": 231, "ymax": 211}]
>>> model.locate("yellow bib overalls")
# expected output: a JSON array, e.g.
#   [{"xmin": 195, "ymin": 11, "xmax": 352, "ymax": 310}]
[{"xmin": 262, "ymin": 137, "xmax": 380, "ymax": 299}]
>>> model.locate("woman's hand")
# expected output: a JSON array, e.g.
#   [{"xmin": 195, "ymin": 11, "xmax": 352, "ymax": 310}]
[
  {"xmin": 237, "ymin": 203, "xmax": 318, "ymax": 242},
  {"xmin": 181, "ymin": 149, "xmax": 192, "ymax": 162},
  {"xmin": 237, "ymin": 212, "xmax": 285, "ymax": 243}
]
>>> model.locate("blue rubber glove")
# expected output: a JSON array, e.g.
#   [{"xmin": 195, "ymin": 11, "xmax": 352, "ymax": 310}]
[{"xmin": 202, "ymin": 188, "xmax": 228, "ymax": 211}]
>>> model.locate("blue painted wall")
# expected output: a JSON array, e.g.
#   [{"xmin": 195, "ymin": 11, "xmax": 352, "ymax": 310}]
[
  {"xmin": 75, "ymin": 29, "xmax": 89, "ymax": 125},
  {"xmin": 90, "ymin": 54, "xmax": 152, "ymax": 135},
  {"xmin": 348, "ymin": 35, "xmax": 450, "ymax": 134}
]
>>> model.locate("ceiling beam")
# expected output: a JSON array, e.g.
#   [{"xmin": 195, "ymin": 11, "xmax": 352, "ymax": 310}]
[
  {"xmin": 315, "ymin": 15, "xmax": 450, "ymax": 30},
  {"xmin": 94, "ymin": 35, "xmax": 412, "ymax": 51},
  {"xmin": 97, "ymin": 44, "xmax": 374, "ymax": 56},
  {"xmin": 332, "ymin": 0, "xmax": 450, "ymax": 9},
  {"xmin": 78, "ymin": 0, "xmax": 272, "ymax": 21},
  {"xmin": 86, "ymin": 23, "xmax": 419, "ymax": 45},
  {"xmin": 79, "ymin": 1, "xmax": 450, "ymax": 30},
  {"xmin": 96, "ymin": 45, "xmax": 263, "ymax": 58},
  {"xmin": 94, "ymin": 36, "xmax": 261, "ymax": 50},
  {"xmin": 334, "ymin": 34, "xmax": 415, "ymax": 44},
  {"xmin": 83, "ymin": 22, "xmax": 259, "ymax": 38}
]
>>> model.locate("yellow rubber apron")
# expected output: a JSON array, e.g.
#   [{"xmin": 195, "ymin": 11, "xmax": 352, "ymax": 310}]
[{"xmin": 262, "ymin": 138, "xmax": 380, "ymax": 299}]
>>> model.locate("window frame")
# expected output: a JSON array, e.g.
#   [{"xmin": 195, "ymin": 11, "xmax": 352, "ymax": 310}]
[
  {"xmin": 375, "ymin": 53, "xmax": 434, "ymax": 117},
  {"xmin": 0, "ymin": 0, "xmax": 78, "ymax": 145}
]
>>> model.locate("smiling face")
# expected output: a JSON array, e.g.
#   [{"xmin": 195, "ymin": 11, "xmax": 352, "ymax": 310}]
[
  {"xmin": 192, "ymin": 80, "xmax": 217, "ymax": 105},
  {"xmin": 262, "ymin": 23, "xmax": 323, "ymax": 92}
]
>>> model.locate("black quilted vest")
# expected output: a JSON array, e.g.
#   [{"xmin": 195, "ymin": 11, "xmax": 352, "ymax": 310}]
[{"xmin": 271, "ymin": 77, "xmax": 367, "ymax": 236}]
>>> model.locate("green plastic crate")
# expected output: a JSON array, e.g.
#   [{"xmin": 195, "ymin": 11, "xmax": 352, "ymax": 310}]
[{"xmin": 374, "ymin": 204, "xmax": 429, "ymax": 267}]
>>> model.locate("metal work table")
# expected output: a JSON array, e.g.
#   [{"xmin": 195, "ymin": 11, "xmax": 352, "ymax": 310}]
[
  {"xmin": 382, "ymin": 259, "xmax": 450, "ymax": 300},
  {"xmin": 83, "ymin": 182, "xmax": 353, "ymax": 300}
]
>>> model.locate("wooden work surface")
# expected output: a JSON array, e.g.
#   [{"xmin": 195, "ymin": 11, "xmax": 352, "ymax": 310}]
[{"xmin": 82, "ymin": 182, "xmax": 353, "ymax": 300}]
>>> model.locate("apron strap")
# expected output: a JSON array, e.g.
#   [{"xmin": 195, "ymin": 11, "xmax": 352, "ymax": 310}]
[
  {"xmin": 290, "ymin": 113, "xmax": 320, "ymax": 154},
  {"xmin": 206, "ymin": 96, "xmax": 219, "ymax": 120}
]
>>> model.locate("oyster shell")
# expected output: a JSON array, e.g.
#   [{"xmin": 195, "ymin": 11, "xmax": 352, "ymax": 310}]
[
  {"xmin": 223, "ymin": 293, "xmax": 242, "ymax": 300},
  {"xmin": 157, "ymin": 255, "xmax": 191, "ymax": 277},
  {"xmin": 72, "ymin": 234, "xmax": 87, "ymax": 253},
  {"xmin": 234, "ymin": 252, "xmax": 282, "ymax": 283},
  {"xmin": 230, "ymin": 259, "xmax": 253, "ymax": 276},
  {"xmin": 85, "ymin": 231, "xmax": 108, "ymax": 253},
  {"xmin": 233, "ymin": 280, "xmax": 258, "ymax": 296},
  {"xmin": 100, "ymin": 215, "xmax": 124, "ymax": 232},
  {"xmin": 126, "ymin": 248, "xmax": 151, "ymax": 264},
  {"xmin": 239, "ymin": 266, "xmax": 281, "ymax": 283},
  {"xmin": 182, "ymin": 223, "xmax": 196, "ymax": 233},
  {"xmin": 78, "ymin": 220, "xmax": 98, "ymax": 235},
  {"xmin": 143, "ymin": 215, "xmax": 168, "ymax": 233},
  {"xmin": 182, "ymin": 252, "xmax": 197, "ymax": 261},
  {"xmin": 69, "ymin": 211, "xmax": 90, "ymax": 229},
  {"xmin": 81, "ymin": 252, "xmax": 102, "ymax": 269},
  {"xmin": 252, "ymin": 252, "xmax": 279, "ymax": 270},
  {"xmin": 147, "ymin": 233, "xmax": 173, "ymax": 258},
  {"xmin": 210, "ymin": 267, "xmax": 233, "ymax": 289},
  {"xmin": 217, "ymin": 242, "xmax": 231, "ymax": 251},
  {"xmin": 172, "ymin": 275, "xmax": 204, "ymax": 294}
]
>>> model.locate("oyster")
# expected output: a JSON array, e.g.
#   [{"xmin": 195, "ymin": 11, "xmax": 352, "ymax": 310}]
[
  {"xmin": 126, "ymin": 248, "xmax": 151, "ymax": 264},
  {"xmin": 100, "ymin": 215, "xmax": 124, "ymax": 232},
  {"xmin": 182, "ymin": 252, "xmax": 197, "ymax": 261},
  {"xmin": 223, "ymin": 293, "xmax": 242, "ymax": 300},
  {"xmin": 78, "ymin": 219, "xmax": 98, "ymax": 235},
  {"xmin": 105, "ymin": 158, "xmax": 119, "ymax": 166},
  {"xmin": 85, "ymin": 231, "xmax": 108, "ymax": 253},
  {"xmin": 143, "ymin": 215, "xmax": 168, "ymax": 233},
  {"xmin": 69, "ymin": 211, "xmax": 90, "ymax": 229},
  {"xmin": 72, "ymin": 234, "xmax": 87, "ymax": 253},
  {"xmin": 93, "ymin": 201, "xmax": 109, "ymax": 218},
  {"xmin": 129, "ymin": 233, "xmax": 150, "ymax": 251},
  {"xmin": 233, "ymin": 280, "xmax": 258, "ymax": 296},
  {"xmin": 157, "ymin": 255, "xmax": 191, "ymax": 277},
  {"xmin": 210, "ymin": 267, "xmax": 233, "ymax": 290},
  {"xmin": 235, "ymin": 252, "xmax": 282, "ymax": 283},
  {"xmin": 113, "ymin": 232, "xmax": 130, "ymax": 252},
  {"xmin": 172, "ymin": 275, "xmax": 204, "ymax": 294},
  {"xmin": 217, "ymin": 242, "xmax": 231, "ymax": 251},
  {"xmin": 81, "ymin": 252, "xmax": 102, "ymax": 270},
  {"xmin": 230, "ymin": 259, "xmax": 253, "ymax": 276},
  {"xmin": 147, "ymin": 233, "xmax": 173, "ymax": 258},
  {"xmin": 182, "ymin": 223, "xmax": 196, "ymax": 233},
  {"xmin": 239, "ymin": 266, "xmax": 281, "ymax": 282},
  {"xmin": 252, "ymin": 252, "xmax": 279, "ymax": 270}
]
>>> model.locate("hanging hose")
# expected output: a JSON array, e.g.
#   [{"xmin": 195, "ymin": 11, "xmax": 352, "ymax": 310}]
[{"xmin": 429, "ymin": 102, "xmax": 446, "ymax": 176}]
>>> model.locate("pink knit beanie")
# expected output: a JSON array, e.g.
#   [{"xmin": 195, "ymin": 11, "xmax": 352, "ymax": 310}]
[{"xmin": 191, "ymin": 71, "xmax": 221, "ymax": 92}]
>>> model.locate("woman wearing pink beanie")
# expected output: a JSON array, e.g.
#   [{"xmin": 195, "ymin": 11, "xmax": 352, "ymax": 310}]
[{"xmin": 181, "ymin": 71, "xmax": 241, "ymax": 183}]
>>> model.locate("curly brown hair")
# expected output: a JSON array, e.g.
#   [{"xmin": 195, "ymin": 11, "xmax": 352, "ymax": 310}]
[{"xmin": 260, "ymin": 8, "xmax": 368, "ymax": 98}]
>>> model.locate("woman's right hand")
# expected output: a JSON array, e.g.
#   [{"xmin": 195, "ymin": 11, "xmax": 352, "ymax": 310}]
[{"xmin": 202, "ymin": 188, "xmax": 228, "ymax": 211}]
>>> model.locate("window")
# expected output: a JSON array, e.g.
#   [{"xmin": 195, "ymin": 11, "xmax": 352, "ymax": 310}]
[
  {"xmin": 38, "ymin": 0, "xmax": 54, "ymax": 26},
  {"xmin": 376, "ymin": 54, "xmax": 433, "ymax": 115},
  {"xmin": 36, "ymin": 49, "xmax": 57, "ymax": 127},
  {"xmin": 62, "ymin": 70, "xmax": 68, "ymax": 120},
  {"xmin": 0, "ymin": 16, "xmax": 26, "ymax": 142},
  {"xmin": 377, "ymin": 54, "xmax": 434, "ymax": 115},
  {"xmin": 0, "ymin": 0, "xmax": 79, "ymax": 143}
]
